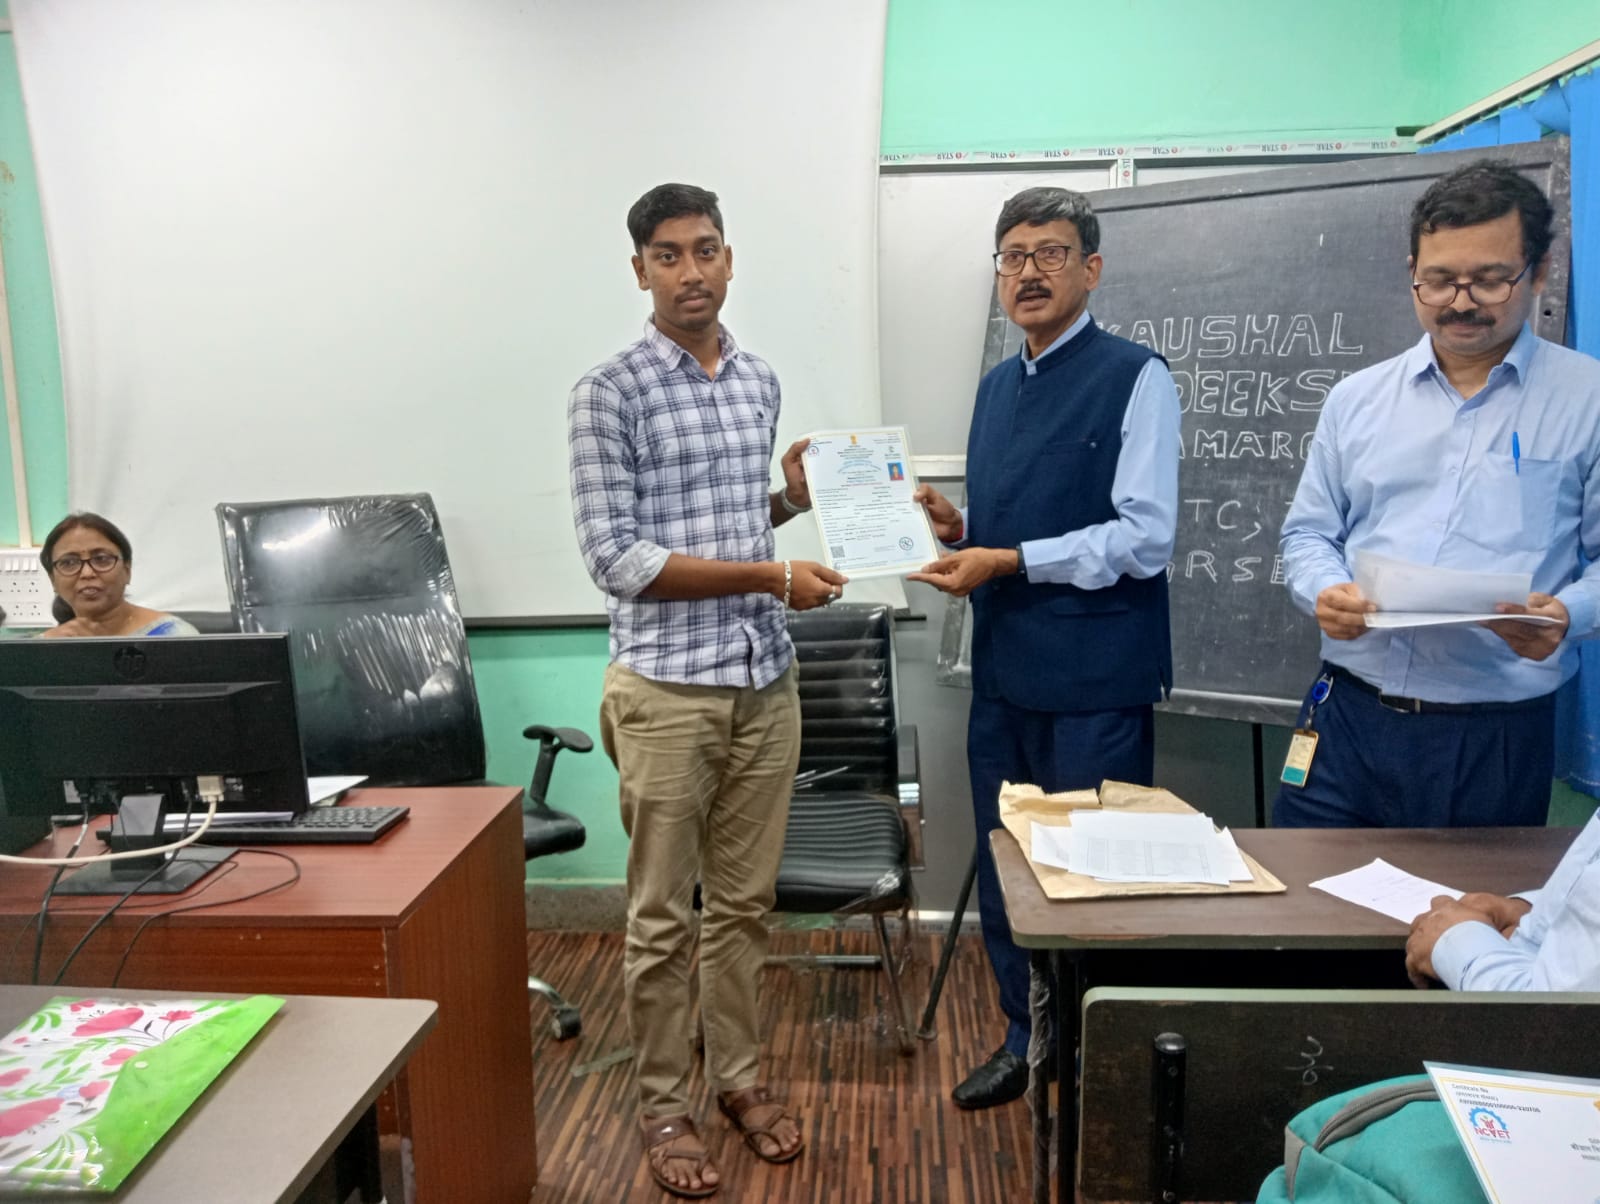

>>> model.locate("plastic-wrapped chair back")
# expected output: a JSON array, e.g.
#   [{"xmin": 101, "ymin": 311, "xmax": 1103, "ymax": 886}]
[
  {"xmin": 789, "ymin": 603, "xmax": 897, "ymax": 794},
  {"xmin": 215, "ymin": 494, "xmax": 486, "ymax": 786}
]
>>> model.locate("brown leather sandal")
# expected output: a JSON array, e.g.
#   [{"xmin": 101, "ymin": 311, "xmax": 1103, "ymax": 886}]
[
  {"xmin": 640, "ymin": 1115, "xmax": 719, "ymax": 1199},
  {"xmin": 717, "ymin": 1086, "xmax": 805, "ymax": 1164}
]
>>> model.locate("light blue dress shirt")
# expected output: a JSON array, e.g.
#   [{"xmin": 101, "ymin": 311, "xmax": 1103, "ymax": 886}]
[
  {"xmin": 1281, "ymin": 325, "xmax": 1600, "ymax": 702},
  {"xmin": 954, "ymin": 310, "xmax": 1181, "ymax": 589},
  {"xmin": 1431, "ymin": 808, "xmax": 1600, "ymax": 991}
]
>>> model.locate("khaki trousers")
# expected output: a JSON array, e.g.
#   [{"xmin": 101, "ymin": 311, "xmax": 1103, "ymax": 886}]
[{"xmin": 599, "ymin": 661, "xmax": 801, "ymax": 1119}]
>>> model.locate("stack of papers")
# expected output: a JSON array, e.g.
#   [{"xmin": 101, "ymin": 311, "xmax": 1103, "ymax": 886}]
[
  {"xmin": 1030, "ymin": 812, "xmax": 1254, "ymax": 886},
  {"xmin": 1352, "ymin": 549, "xmax": 1559, "ymax": 629}
]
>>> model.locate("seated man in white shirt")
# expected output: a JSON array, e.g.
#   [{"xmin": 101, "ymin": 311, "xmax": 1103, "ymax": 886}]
[{"xmin": 1405, "ymin": 808, "xmax": 1600, "ymax": 991}]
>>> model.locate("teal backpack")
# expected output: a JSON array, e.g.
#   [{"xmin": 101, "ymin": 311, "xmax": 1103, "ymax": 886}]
[{"xmin": 1256, "ymin": 1075, "xmax": 1487, "ymax": 1203}]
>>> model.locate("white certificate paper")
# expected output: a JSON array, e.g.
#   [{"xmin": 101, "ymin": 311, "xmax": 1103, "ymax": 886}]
[
  {"xmin": 801, "ymin": 427, "xmax": 939, "ymax": 578},
  {"xmin": 1427, "ymin": 1062, "xmax": 1600, "ymax": 1204}
]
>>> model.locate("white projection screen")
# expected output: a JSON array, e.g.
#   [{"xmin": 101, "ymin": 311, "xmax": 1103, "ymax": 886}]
[{"xmin": 11, "ymin": 0, "xmax": 887, "ymax": 618}]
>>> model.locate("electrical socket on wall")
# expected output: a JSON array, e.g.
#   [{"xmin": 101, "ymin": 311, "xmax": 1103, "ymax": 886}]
[{"xmin": 0, "ymin": 549, "xmax": 53, "ymax": 628}]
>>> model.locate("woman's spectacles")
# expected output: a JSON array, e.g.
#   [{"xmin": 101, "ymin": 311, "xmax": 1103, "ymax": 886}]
[{"xmin": 49, "ymin": 552, "xmax": 122, "ymax": 576}]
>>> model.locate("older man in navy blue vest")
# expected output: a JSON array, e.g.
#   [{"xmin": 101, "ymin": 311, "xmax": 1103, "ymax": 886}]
[{"xmin": 912, "ymin": 187, "xmax": 1181, "ymax": 1109}]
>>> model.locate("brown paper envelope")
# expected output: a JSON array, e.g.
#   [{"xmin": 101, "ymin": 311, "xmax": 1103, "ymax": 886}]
[{"xmin": 999, "ymin": 779, "xmax": 1286, "ymax": 900}]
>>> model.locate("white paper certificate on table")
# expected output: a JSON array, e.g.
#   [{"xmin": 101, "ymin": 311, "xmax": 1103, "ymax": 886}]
[
  {"xmin": 801, "ymin": 427, "xmax": 939, "ymax": 578},
  {"xmin": 1426, "ymin": 1062, "xmax": 1600, "ymax": 1204}
]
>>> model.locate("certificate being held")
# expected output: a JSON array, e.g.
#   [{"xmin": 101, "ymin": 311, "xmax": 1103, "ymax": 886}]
[{"xmin": 801, "ymin": 427, "xmax": 939, "ymax": 578}]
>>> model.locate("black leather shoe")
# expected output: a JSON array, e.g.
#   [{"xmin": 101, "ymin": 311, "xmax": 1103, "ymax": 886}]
[{"xmin": 951, "ymin": 1047, "xmax": 1029, "ymax": 1110}]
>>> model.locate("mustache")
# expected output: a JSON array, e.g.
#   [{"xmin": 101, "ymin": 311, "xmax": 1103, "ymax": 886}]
[
  {"xmin": 677, "ymin": 289, "xmax": 711, "ymax": 304},
  {"xmin": 1437, "ymin": 310, "xmax": 1493, "ymax": 327},
  {"xmin": 1016, "ymin": 284, "xmax": 1052, "ymax": 301}
]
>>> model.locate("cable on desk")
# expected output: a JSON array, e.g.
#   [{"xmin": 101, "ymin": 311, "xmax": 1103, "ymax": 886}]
[
  {"xmin": 0, "ymin": 795, "xmax": 219, "ymax": 869},
  {"xmin": 45, "ymin": 790, "xmax": 203, "ymax": 986},
  {"xmin": 29, "ymin": 804, "xmax": 90, "ymax": 985},
  {"xmin": 109, "ymin": 850, "xmax": 303, "ymax": 989},
  {"xmin": 49, "ymin": 860, "xmax": 173, "ymax": 986}
]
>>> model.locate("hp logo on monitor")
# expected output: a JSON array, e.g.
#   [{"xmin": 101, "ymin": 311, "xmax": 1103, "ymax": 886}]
[{"xmin": 113, "ymin": 647, "xmax": 148, "ymax": 680}]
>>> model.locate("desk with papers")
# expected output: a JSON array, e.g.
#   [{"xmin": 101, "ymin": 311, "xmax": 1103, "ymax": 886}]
[{"xmin": 992, "ymin": 822, "xmax": 1575, "ymax": 1204}]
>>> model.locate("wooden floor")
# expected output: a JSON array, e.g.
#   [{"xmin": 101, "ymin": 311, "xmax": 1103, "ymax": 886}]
[{"xmin": 526, "ymin": 925, "xmax": 1031, "ymax": 1204}]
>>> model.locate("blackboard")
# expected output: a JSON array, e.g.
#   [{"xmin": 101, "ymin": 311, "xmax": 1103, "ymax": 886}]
[{"xmin": 939, "ymin": 140, "xmax": 1573, "ymax": 724}]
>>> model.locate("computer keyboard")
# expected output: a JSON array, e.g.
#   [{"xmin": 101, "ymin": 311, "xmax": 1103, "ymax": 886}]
[
  {"xmin": 194, "ymin": 805, "xmax": 410, "ymax": 845},
  {"xmin": 97, "ymin": 805, "xmax": 410, "ymax": 846}
]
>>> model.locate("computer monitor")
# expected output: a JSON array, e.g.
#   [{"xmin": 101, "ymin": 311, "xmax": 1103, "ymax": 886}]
[{"xmin": 0, "ymin": 633, "xmax": 310, "ymax": 895}]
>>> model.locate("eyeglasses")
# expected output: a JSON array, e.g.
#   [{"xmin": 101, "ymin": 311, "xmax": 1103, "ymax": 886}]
[
  {"xmin": 49, "ymin": 552, "xmax": 122, "ymax": 576},
  {"xmin": 1412, "ymin": 261, "xmax": 1532, "ymax": 308},
  {"xmin": 993, "ymin": 245, "xmax": 1079, "ymax": 276}
]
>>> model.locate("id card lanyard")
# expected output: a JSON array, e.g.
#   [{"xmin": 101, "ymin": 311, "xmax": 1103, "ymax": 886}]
[{"xmin": 1280, "ymin": 671, "xmax": 1333, "ymax": 787}]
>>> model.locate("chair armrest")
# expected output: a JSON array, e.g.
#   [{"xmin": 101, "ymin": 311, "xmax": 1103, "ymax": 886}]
[
  {"xmin": 521, "ymin": 724, "xmax": 594, "ymax": 809},
  {"xmin": 896, "ymin": 725, "xmax": 924, "ymax": 869}
]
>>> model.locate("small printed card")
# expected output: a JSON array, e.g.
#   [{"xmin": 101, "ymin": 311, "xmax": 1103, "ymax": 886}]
[{"xmin": 0, "ymin": 994, "xmax": 282, "ymax": 1193}]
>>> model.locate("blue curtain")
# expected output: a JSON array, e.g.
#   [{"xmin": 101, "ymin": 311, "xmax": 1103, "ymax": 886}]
[{"xmin": 1424, "ymin": 71, "xmax": 1600, "ymax": 793}]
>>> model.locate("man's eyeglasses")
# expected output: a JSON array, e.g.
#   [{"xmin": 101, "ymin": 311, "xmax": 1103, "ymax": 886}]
[
  {"xmin": 1412, "ymin": 261, "xmax": 1532, "ymax": 308},
  {"xmin": 993, "ymin": 245, "xmax": 1079, "ymax": 276},
  {"xmin": 49, "ymin": 552, "xmax": 122, "ymax": 576}
]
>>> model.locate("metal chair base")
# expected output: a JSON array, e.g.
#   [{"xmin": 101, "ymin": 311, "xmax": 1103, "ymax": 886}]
[{"xmin": 529, "ymin": 975, "xmax": 581, "ymax": 1041}]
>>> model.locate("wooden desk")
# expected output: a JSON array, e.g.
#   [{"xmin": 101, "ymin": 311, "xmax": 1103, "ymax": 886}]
[
  {"xmin": 992, "ymin": 825, "xmax": 1577, "ymax": 1204},
  {"xmin": 0, "ymin": 985, "xmax": 435, "ymax": 1203},
  {"xmin": 0, "ymin": 788, "xmax": 536, "ymax": 1204}
]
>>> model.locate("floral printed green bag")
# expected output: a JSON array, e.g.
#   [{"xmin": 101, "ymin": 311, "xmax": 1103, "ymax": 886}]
[{"xmin": 0, "ymin": 995, "xmax": 282, "ymax": 1193}]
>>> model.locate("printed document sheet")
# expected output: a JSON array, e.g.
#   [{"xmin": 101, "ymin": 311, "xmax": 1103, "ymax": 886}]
[
  {"xmin": 801, "ymin": 427, "xmax": 939, "ymax": 578},
  {"xmin": 1309, "ymin": 857, "xmax": 1462, "ymax": 923},
  {"xmin": 1427, "ymin": 1062, "xmax": 1600, "ymax": 1204},
  {"xmin": 1353, "ymin": 549, "xmax": 1554, "ymax": 628},
  {"xmin": 1030, "ymin": 812, "xmax": 1252, "ymax": 886}
]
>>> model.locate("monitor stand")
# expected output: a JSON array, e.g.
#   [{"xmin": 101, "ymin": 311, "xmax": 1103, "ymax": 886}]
[{"xmin": 56, "ymin": 793, "xmax": 231, "ymax": 896}]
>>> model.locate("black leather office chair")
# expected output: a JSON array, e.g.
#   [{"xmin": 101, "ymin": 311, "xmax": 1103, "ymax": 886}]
[
  {"xmin": 215, "ymin": 494, "xmax": 591, "ymax": 1038},
  {"xmin": 776, "ymin": 603, "xmax": 922, "ymax": 1054}
]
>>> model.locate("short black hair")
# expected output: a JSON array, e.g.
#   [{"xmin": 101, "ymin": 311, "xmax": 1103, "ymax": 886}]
[
  {"xmin": 1410, "ymin": 159, "xmax": 1554, "ymax": 269},
  {"xmin": 627, "ymin": 183, "xmax": 724, "ymax": 252},
  {"xmin": 995, "ymin": 186, "xmax": 1100, "ymax": 254}
]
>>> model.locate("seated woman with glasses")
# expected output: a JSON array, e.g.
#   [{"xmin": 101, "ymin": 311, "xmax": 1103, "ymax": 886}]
[{"xmin": 37, "ymin": 512, "xmax": 198, "ymax": 639}]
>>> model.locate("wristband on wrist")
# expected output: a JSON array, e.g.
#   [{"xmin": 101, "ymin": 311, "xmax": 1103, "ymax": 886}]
[
  {"xmin": 1014, "ymin": 544, "xmax": 1027, "ymax": 578},
  {"xmin": 782, "ymin": 560, "xmax": 793, "ymax": 608},
  {"xmin": 778, "ymin": 489, "xmax": 811, "ymax": 515}
]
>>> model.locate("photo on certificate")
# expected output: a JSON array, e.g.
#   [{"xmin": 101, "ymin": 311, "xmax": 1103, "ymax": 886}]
[{"xmin": 800, "ymin": 426, "xmax": 940, "ymax": 579}]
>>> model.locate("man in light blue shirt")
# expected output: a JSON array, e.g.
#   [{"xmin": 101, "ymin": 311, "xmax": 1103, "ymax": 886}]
[
  {"xmin": 1276, "ymin": 159, "xmax": 1600, "ymax": 828},
  {"xmin": 1406, "ymin": 808, "xmax": 1600, "ymax": 991}
]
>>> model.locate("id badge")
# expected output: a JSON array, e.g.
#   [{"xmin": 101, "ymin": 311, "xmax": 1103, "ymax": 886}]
[{"xmin": 1280, "ymin": 728, "xmax": 1319, "ymax": 787}]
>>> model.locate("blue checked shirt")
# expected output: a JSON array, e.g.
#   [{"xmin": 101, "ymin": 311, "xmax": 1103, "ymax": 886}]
[{"xmin": 568, "ymin": 319, "xmax": 793, "ymax": 688}]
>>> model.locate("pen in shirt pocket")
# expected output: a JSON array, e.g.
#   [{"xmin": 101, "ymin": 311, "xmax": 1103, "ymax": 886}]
[{"xmin": 1512, "ymin": 431, "xmax": 1521, "ymax": 475}]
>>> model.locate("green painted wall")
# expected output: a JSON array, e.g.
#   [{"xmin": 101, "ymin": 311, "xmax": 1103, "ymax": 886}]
[
  {"xmin": 1432, "ymin": 0, "xmax": 1600, "ymax": 119},
  {"xmin": 880, "ymin": 0, "xmax": 1443, "ymax": 154},
  {"xmin": 0, "ymin": 4, "xmax": 68, "ymax": 548},
  {"xmin": 468, "ymin": 628, "xmax": 625, "ymax": 883}
]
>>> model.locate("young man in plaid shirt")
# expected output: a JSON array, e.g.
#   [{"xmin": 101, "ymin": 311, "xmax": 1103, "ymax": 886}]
[{"xmin": 568, "ymin": 182, "xmax": 846, "ymax": 1199}]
